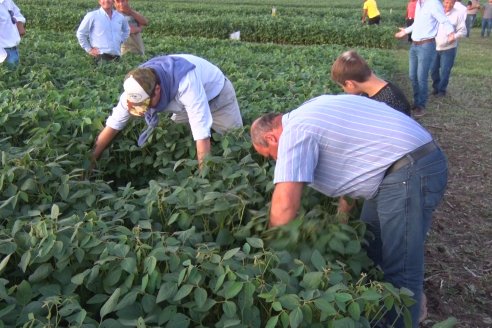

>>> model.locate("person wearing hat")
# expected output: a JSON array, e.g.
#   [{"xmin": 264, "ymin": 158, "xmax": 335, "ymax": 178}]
[
  {"xmin": 0, "ymin": 0, "xmax": 26, "ymax": 68},
  {"xmin": 76, "ymin": 0, "xmax": 130, "ymax": 62},
  {"xmin": 90, "ymin": 54, "xmax": 243, "ymax": 169}
]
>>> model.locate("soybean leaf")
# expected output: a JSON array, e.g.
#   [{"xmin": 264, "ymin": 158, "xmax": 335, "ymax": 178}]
[
  {"xmin": 15, "ymin": 280, "xmax": 32, "ymax": 306},
  {"xmin": 222, "ymin": 301, "xmax": 237, "ymax": 318},
  {"xmin": 224, "ymin": 281, "xmax": 243, "ymax": 299},
  {"xmin": 165, "ymin": 312, "xmax": 190, "ymax": 328},
  {"xmin": 157, "ymin": 282, "xmax": 178, "ymax": 303},
  {"xmin": 246, "ymin": 237, "xmax": 264, "ymax": 249},
  {"xmin": 279, "ymin": 294, "xmax": 300, "ymax": 311},
  {"xmin": 289, "ymin": 307, "xmax": 303, "ymax": 328},
  {"xmin": 100, "ymin": 288, "xmax": 121, "ymax": 319},
  {"xmin": 348, "ymin": 302, "xmax": 360, "ymax": 320},
  {"xmin": 265, "ymin": 315, "xmax": 279, "ymax": 328},
  {"xmin": 0, "ymin": 253, "xmax": 12, "ymax": 273},
  {"xmin": 158, "ymin": 305, "xmax": 177, "ymax": 325},
  {"xmin": 172, "ymin": 284, "xmax": 194, "ymax": 302},
  {"xmin": 223, "ymin": 247, "xmax": 240, "ymax": 260},
  {"xmin": 301, "ymin": 272, "xmax": 323, "ymax": 290},
  {"xmin": 194, "ymin": 287, "xmax": 207, "ymax": 308}
]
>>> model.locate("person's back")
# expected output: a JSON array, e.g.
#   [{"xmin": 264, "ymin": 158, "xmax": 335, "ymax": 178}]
[{"xmin": 331, "ymin": 50, "xmax": 411, "ymax": 116}]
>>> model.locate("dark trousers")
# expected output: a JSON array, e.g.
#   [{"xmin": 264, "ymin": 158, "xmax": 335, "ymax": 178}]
[
  {"xmin": 94, "ymin": 53, "xmax": 120, "ymax": 65},
  {"xmin": 368, "ymin": 15, "xmax": 381, "ymax": 25}
]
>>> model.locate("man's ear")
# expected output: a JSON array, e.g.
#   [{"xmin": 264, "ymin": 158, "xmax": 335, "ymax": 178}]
[{"xmin": 264, "ymin": 132, "xmax": 278, "ymax": 146}]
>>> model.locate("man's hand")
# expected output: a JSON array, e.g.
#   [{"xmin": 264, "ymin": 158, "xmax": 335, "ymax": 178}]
[
  {"xmin": 447, "ymin": 32, "xmax": 456, "ymax": 44},
  {"xmin": 16, "ymin": 22, "xmax": 25, "ymax": 37},
  {"xmin": 395, "ymin": 28, "xmax": 407, "ymax": 39},
  {"xmin": 89, "ymin": 47, "xmax": 100, "ymax": 57}
]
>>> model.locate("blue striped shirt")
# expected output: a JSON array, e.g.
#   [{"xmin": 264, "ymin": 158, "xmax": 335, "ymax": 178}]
[
  {"xmin": 274, "ymin": 95, "xmax": 433, "ymax": 199},
  {"xmin": 404, "ymin": 0, "xmax": 454, "ymax": 41},
  {"xmin": 76, "ymin": 7, "xmax": 130, "ymax": 56}
]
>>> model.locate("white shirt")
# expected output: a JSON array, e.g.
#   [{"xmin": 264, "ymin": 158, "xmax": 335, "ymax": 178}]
[
  {"xmin": 106, "ymin": 54, "xmax": 225, "ymax": 141},
  {"xmin": 0, "ymin": 0, "xmax": 25, "ymax": 48},
  {"xmin": 405, "ymin": 0, "xmax": 455, "ymax": 41},
  {"xmin": 436, "ymin": 7, "xmax": 467, "ymax": 50},
  {"xmin": 76, "ymin": 7, "xmax": 129, "ymax": 56}
]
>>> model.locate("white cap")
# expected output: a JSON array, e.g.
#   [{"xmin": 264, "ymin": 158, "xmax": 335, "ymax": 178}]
[
  {"xmin": 0, "ymin": 48, "xmax": 7, "ymax": 63},
  {"xmin": 124, "ymin": 75, "xmax": 150, "ymax": 103}
]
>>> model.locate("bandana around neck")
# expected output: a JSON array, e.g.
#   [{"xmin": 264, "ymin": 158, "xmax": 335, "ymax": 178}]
[{"xmin": 137, "ymin": 55, "xmax": 195, "ymax": 146}]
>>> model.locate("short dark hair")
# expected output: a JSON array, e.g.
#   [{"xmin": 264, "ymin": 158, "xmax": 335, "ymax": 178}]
[{"xmin": 331, "ymin": 50, "xmax": 372, "ymax": 85}]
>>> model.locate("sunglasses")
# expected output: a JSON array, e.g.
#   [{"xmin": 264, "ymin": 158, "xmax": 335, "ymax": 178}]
[{"xmin": 128, "ymin": 98, "xmax": 151, "ymax": 117}]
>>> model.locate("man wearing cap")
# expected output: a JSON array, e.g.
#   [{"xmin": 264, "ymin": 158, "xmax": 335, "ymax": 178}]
[
  {"xmin": 250, "ymin": 94, "xmax": 448, "ymax": 328},
  {"xmin": 0, "ymin": 0, "xmax": 26, "ymax": 68},
  {"xmin": 76, "ymin": 0, "xmax": 130, "ymax": 62},
  {"xmin": 91, "ymin": 54, "xmax": 243, "ymax": 168}
]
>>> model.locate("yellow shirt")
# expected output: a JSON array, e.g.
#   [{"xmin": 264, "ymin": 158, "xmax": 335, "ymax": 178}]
[{"xmin": 363, "ymin": 0, "xmax": 381, "ymax": 19}]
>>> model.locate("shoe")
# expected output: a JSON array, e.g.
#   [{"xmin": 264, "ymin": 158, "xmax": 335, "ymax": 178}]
[
  {"xmin": 412, "ymin": 106, "xmax": 426, "ymax": 118},
  {"xmin": 431, "ymin": 89, "xmax": 439, "ymax": 95},
  {"xmin": 436, "ymin": 91, "xmax": 446, "ymax": 97}
]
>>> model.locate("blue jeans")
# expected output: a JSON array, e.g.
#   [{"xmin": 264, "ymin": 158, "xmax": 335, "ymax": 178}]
[
  {"xmin": 409, "ymin": 41, "xmax": 437, "ymax": 108},
  {"xmin": 481, "ymin": 18, "xmax": 492, "ymax": 37},
  {"xmin": 465, "ymin": 14, "xmax": 476, "ymax": 37},
  {"xmin": 431, "ymin": 47, "xmax": 457, "ymax": 94},
  {"xmin": 361, "ymin": 146, "xmax": 448, "ymax": 327},
  {"xmin": 4, "ymin": 47, "xmax": 20, "ymax": 68}
]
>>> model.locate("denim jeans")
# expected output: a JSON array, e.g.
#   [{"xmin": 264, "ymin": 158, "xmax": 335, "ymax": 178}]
[
  {"xmin": 431, "ymin": 47, "xmax": 457, "ymax": 94},
  {"xmin": 361, "ymin": 146, "xmax": 448, "ymax": 327},
  {"xmin": 409, "ymin": 41, "xmax": 437, "ymax": 108},
  {"xmin": 4, "ymin": 47, "xmax": 19, "ymax": 68},
  {"xmin": 465, "ymin": 14, "xmax": 476, "ymax": 37},
  {"xmin": 481, "ymin": 18, "xmax": 492, "ymax": 37}
]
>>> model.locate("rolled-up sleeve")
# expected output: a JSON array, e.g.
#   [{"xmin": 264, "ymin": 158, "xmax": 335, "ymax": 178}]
[
  {"xmin": 176, "ymin": 70, "xmax": 213, "ymax": 140},
  {"xmin": 11, "ymin": 1, "xmax": 25, "ymax": 23}
]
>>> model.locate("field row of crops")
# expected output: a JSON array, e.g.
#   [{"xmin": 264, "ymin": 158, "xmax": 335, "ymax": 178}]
[{"xmin": 1, "ymin": 0, "xmax": 418, "ymax": 327}]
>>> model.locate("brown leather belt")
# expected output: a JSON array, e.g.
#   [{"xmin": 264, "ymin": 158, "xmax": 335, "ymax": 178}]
[
  {"xmin": 413, "ymin": 38, "xmax": 435, "ymax": 46},
  {"xmin": 385, "ymin": 141, "xmax": 438, "ymax": 176}
]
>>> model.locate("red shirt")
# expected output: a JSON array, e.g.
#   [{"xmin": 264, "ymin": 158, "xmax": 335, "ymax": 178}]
[{"xmin": 407, "ymin": 0, "xmax": 417, "ymax": 19}]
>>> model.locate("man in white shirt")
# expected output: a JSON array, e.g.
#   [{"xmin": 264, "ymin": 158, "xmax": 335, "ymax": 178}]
[
  {"xmin": 431, "ymin": 0, "xmax": 467, "ymax": 96},
  {"xmin": 91, "ymin": 54, "xmax": 243, "ymax": 170},
  {"xmin": 76, "ymin": 0, "xmax": 130, "ymax": 63},
  {"xmin": 0, "ymin": 0, "xmax": 25, "ymax": 68}
]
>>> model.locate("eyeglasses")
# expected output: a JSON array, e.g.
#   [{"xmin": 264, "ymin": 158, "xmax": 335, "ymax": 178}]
[
  {"xmin": 8, "ymin": 10, "xmax": 17, "ymax": 25},
  {"xmin": 128, "ymin": 98, "xmax": 151, "ymax": 117}
]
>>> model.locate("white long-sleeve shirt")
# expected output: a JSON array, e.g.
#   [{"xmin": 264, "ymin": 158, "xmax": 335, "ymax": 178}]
[
  {"xmin": 405, "ymin": 0, "xmax": 455, "ymax": 41},
  {"xmin": 106, "ymin": 54, "xmax": 225, "ymax": 141},
  {"xmin": 0, "ymin": 0, "xmax": 25, "ymax": 48},
  {"xmin": 436, "ymin": 7, "xmax": 467, "ymax": 50},
  {"xmin": 76, "ymin": 7, "xmax": 129, "ymax": 56}
]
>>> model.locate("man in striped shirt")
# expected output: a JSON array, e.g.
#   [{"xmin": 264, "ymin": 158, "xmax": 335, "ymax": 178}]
[{"xmin": 251, "ymin": 94, "xmax": 448, "ymax": 328}]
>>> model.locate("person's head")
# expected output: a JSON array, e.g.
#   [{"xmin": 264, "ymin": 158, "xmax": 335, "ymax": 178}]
[
  {"xmin": 250, "ymin": 113, "xmax": 283, "ymax": 160},
  {"xmin": 444, "ymin": 0, "xmax": 456, "ymax": 12},
  {"xmin": 99, "ymin": 0, "xmax": 114, "ymax": 11},
  {"xmin": 123, "ymin": 67, "xmax": 161, "ymax": 117},
  {"xmin": 331, "ymin": 50, "xmax": 372, "ymax": 94},
  {"xmin": 114, "ymin": 0, "xmax": 128, "ymax": 12}
]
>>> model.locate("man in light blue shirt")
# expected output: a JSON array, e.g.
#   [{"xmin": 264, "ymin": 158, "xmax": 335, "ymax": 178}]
[
  {"xmin": 251, "ymin": 95, "xmax": 448, "ymax": 328},
  {"xmin": 395, "ymin": 0, "xmax": 455, "ymax": 117},
  {"xmin": 90, "ymin": 54, "xmax": 243, "ymax": 170},
  {"xmin": 76, "ymin": 0, "xmax": 129, "ymax": 62}
]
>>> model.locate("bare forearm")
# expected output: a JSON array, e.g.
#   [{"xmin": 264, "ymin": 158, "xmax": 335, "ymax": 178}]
[
  {"xmin": 129, "ymin": 9, "xmax": 148, "ymax": 26},
  {"xmin": 196, "ymin": 138, "xmax": 211, "ymax": 167},
  {"xmin": 269, "ymin": 182, "xmax": 304, "ymax": 227},
  {"xmin": 92, "ymin": 127, "xmax": 119, "ymax": 161}
]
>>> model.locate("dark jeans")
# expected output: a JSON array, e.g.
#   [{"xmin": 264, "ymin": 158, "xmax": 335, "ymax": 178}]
[
  {"xmin": 94, "ymin": 53, "xmax": 120, "ymax": 65},
  {"xmin": 481, "ymin": 18, "xmax": 492, "ymax": 37},
  {"xmin": 361, "ymin": 146, "xmax": 448, "ymax": 327},
  {"xmin": 431, "ymin": 47, "xmax": 457, "ymax": 94},
  {"xmin": 368, "ymin": 15, "xmax": 381, "ymax": 25},
  {"xmin": 465, "ymin": 14, "xmax": 477, "ymax": 37}
]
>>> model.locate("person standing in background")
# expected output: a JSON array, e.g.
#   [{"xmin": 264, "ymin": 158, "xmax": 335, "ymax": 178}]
[
  {"xmin": 76, "ymin": 0, "xmax": 130, "ymax": 63},
  {"xmin": 466, "ymin": 0, "xmax": 481, "ymax": 36},
  {"xmin": 431, "ymin": 0, "xmax": 467, "ymax": 97},
  {"xmin": 395, "ymin": 0, "xmax": 455, "ymax": 118},
  {"xmin": 0, "ymin": 0, "xmax": 26, "ymax": 68},
  {"xmin": 481, "ymin": 0, "xmax": 492, "ymax": 37},
  {"xmin": 362, "ymin": 0, "xmax": 381, "ymax": 25},
  {"xmin": 114, "ymin": 0, "xmax": 148, "ymax": 55},
  {"xmin": 406, "ymin": 0, "xmax": 418, "ymax": 42}
]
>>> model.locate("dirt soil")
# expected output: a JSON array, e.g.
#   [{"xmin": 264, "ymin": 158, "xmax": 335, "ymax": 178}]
[{"xmin": 393, "ymin": 57, "xmax": 492, "ymax": 326}]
